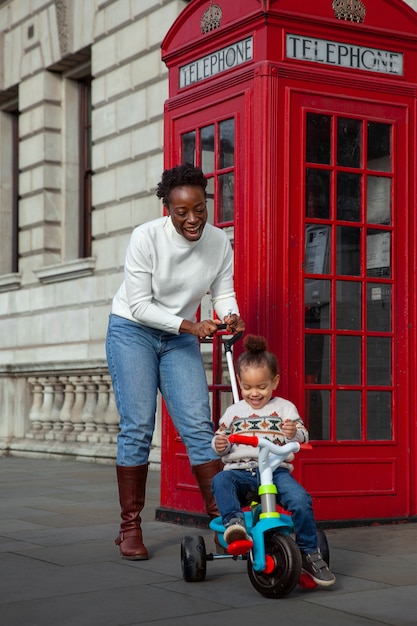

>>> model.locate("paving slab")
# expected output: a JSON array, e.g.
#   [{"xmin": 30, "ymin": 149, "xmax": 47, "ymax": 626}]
[{"xmin": 0, "ymin": 456, "xmax": 416, "ymax": 626}]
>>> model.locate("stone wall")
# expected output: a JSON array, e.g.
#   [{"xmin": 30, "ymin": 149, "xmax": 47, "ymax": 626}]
[{"xmin": 0, "ymin": 0, "xmax": 186, "ymax": 464}]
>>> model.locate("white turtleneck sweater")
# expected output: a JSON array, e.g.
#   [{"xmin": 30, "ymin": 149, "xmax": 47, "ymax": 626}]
[{"xmin": 111, "ymin": 216, "xmax": 239, "ymax": 334}]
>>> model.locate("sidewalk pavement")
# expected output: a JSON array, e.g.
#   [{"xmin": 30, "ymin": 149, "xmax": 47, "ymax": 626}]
[{"xmin": 0, "ymin": 456, "xmax": 416, "ymax": 626}]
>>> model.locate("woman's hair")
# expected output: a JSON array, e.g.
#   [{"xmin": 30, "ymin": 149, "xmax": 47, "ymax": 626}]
[
  {"xmin": 155, "ymin": 163, "xmax": 207, "ymax": 207},
  {"xmin": 236, "ymin": 335, "xmax": 280, "ymax": 378}
]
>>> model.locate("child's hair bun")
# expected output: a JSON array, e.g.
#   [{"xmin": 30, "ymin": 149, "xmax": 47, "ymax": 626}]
[{"xmin": 243, "ymin": 334, "xmax": 268, "ymax": 353}]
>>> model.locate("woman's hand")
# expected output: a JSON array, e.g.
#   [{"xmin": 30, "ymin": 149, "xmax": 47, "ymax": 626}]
[
  {"xmin": 180, "ymin": 318, "xmax": 221, "ymax": 339},
  {"xmin": 223, "ymin": 313, "xmax": 245, "ymax": 333},
  {"xmin": 180, "ymin": 314, "xmax": 245, "ymax": 338},
  {"xmin": 213, "ymin": 434, "xmax": 229, "ymax": 453}
]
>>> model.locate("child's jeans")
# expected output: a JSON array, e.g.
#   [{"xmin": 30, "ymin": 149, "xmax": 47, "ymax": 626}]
[{"xmin": 212, "ymin": 466, "xmax": 318, "ymax": 554}]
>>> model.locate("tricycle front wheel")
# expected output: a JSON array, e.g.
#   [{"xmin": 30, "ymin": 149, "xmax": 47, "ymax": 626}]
[
  {"xmin": 317, "ymin": 528, "xmax": 330, "ymax": 566},
  {"xmin": 247, "ymin": 531, "xmax": 302, "ymax": 598}
]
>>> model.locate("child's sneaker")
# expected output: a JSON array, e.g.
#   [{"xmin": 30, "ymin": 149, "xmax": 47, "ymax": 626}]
[
  {"xmin": 301, "ymin": 549, "xmax": 336, "ymax": 586},
  {"xmin": 224, "ymin": 517, "xmax": 249, "ymax": 544}
]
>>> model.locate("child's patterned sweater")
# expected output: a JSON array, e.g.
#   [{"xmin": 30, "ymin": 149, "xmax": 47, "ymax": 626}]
[{"xmin": 211, "ymin": 397, "xmax": 309, "ymax": 471}]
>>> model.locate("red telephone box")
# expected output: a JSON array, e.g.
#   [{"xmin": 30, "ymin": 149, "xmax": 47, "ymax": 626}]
[{"xmin": 157, "ymin": 0, "xmax": 417, "ymax": 524}]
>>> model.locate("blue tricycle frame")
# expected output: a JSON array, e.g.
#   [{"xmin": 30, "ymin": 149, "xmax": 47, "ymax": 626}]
[{"xmin": 181, "ymin": 435, "xmax": 330, "ymax": 598}]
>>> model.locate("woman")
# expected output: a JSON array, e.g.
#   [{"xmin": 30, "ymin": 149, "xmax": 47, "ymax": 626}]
[{"xmin": 106, "ymin": 163, "xmax": 245, "ymax": 560}]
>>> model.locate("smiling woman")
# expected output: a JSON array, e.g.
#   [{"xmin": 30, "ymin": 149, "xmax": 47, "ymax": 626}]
[
  {"xmin": 105, "ymin": 163, "xmax": 245, "ymax": 560},
  {"xmin": 161, "ymin": 182, "xmax": 207, "ymax": 242}
]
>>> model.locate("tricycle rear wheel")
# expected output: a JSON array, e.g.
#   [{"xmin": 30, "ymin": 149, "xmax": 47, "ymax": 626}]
[
  {"xmin": 247, "ymin": 531, "xmax": 302, "ymax": 598},
  {"xmin": 181, "ymin": 535, "xmax": 207, "ymax": 582}
]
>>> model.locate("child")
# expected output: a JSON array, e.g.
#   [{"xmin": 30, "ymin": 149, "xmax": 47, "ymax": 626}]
[{"xmin": 211, "ymin": 335, "xmax": 335, "ymax": 587}]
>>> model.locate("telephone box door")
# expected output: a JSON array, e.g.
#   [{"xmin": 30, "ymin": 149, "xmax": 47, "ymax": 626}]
[
  {"xmin": 288, "ymin": 90, "xmax": 410, "ymax": 520},
  {"xmin": 160, "ymin": 95, "xmax": 247, "ymax": 516}
]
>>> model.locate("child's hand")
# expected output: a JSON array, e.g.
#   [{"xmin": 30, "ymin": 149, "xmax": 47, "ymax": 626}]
[
  {"xmin": 214, "ymin": 434, "xmax": 229, "ymax": 453},
  {"xmin": 281, "ymin": 419, "xmax": 297, "ymax": 439}
]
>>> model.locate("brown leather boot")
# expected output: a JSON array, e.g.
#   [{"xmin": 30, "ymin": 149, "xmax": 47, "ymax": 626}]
[
  {"xmin": 192, "ymin": 459, "xmax": 225, "ymax": 551},
  {"xmin": 115, "ymin": 464, "xmax": 149, "ymax": 560},
  {"xmin": 192, "ymin": 459, "xmax": 223, "ymax": 519}
]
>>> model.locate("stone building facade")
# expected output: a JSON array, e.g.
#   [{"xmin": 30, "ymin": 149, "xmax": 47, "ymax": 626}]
[
  {"xmin": 0, "ymin": 0, "xmax": 416, "ymax": 467},
  {"xmin": 0, "ymin": 0, "xmax": 190, "ymax": 466}
]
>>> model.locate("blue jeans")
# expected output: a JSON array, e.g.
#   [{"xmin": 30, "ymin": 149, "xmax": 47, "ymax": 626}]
[
  {"xmin": 106, "ymin": 314, "xmax": 218, "ymax": 467},
  {"xmin": 212, "ymin": 467, "xmax": 318, "ymax": 554}
]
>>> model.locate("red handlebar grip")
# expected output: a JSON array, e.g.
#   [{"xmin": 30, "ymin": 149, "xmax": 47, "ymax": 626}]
[{"xmin": 229, "ymin": 434, "xmax": 259, "ymax": 447}]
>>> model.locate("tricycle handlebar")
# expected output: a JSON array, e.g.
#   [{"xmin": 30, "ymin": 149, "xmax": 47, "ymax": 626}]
[
  {"xmin": 229, "ymin": 433, "xmax": 301, "ymax": 457},
  {"xmin": 215, "ymin": 325, "xmax": 243, "ymax": 351},
  {"xmin": 229, "ymin": 434, "xmax": 259, "ymax": 447},
  {"xmin": 228, "ymin": 433, "xmax": 313, "ymax": 452}
]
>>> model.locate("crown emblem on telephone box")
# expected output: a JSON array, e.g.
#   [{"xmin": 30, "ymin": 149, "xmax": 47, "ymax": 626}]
[
  {"xmin": 332, "ymin": 0, "xmax": 366, "ymax": 23},
  {"xmin": 201, "ymin": 2, "xmax": 223, "ymax": 34}
]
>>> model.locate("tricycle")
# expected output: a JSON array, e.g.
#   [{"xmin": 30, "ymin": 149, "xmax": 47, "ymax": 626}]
[{"xmin": 180, "ymin": 330, "xmax": 330, "ymax": 598}]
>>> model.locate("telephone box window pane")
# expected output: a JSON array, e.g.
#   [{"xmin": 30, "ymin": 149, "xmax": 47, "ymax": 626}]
[
  {"xmin": 218, "ymin": 173, "xmax": 234, "ymax": 222},
  {"xmin": 201, "ymin": 125, "xmax": 215, "ymax": 173},
  {"xmin": 336, "ymin": 391, "xmax": 361, "ymax": 440},
  {"xmin": 337, "ymin": 118, "xmax": 362, "ymax": 168},
  {"xmin": 305, "ymin": 279, "xmax": 331, "ymax": 329},
  {"xmin": 219, "ymin": 118, "xmax": 234, "ymax": 168},
  {"xmin": 367, "ymin": 176, "xmax": 391, "ymax": 224},
  {"xmin": 336, "ymin": 226, "xmax": 361, "ymax": 276},
  {"xmin": 306, "ymin": 113, "xmax": 331, "ymax": 164},
  {"xmin": 305, "ymin": 335, "xmax": 330, "ymax": 383},
  {"xmin": 367, "ymin": 391, "xmax": 392, "ymax": 440},
  {"xmin": 367, "ymin": 337, "xmax": 391, "ymax": 386},
  {"xmin": 305, "ymin": 389, "xmax": 330, "ymax": 440},
  {"xmin": 182, "ymin": 131, "xmax": 195, "ymax": 165},
  {"xmin": 336, "ymin": 281, "xmax": 361, "ymax": 330},
  {"xmin": 336, "ymin": 335, "xmax": 361, "ymax": 385},
  {"xmin": 366, "ymin": 230, "xmax": 391, "ymax": 278},
  {"xmin": 206, "ymin": 177, "xmax": 214, "ymax": 224},
  {"xmin": 224, "ymin": 225, "xmax": 235, "ymax": 248},
  {"xmin": 305, "ymin": 225, "xmax": 331, "ymax": 274},
  {"xmin": 367, "ymin": 122, "xmax": 391, "ymax": 172},
  {"xmin": 367, "ymin": 283, "xmax": 391, "ymax": 332},
  {"xmin": 306, "ymin": 169, "xmax": 330, "ymax": 218},
  {"xmin": 337, "ymin": 172, "xmax": 361, "ymax": 221},
  {"xmin": 220, "ymin": 391, "xmax": 234, "ymax": 416}
]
